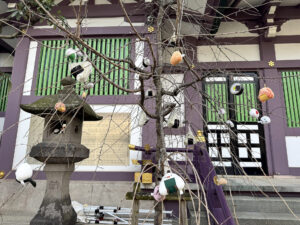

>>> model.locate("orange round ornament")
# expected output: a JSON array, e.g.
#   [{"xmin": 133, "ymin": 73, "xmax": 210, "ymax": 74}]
[
  {"xmin": 55, "ymin": 102, "xmax": 66, "ymax": 113},
  {"xmin": 170, "ymin": 51, "xmax": 183, "ymax": 65},
  {"xmin": 258, "ymin": 87, "xmax": 274, "ymax": 102}
]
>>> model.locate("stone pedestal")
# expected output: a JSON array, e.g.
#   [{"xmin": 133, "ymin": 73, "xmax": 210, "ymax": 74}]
[{"xmin": 30, "ymin": 164, "xmax": 76, "ymax": 225}]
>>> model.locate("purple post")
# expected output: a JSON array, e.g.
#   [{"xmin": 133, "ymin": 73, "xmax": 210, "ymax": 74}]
[{"xmin": 193, "ymin": 143, "xmax": 235, "ymax": 225}]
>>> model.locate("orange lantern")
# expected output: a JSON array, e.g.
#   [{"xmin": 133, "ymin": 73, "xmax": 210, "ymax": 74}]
[
  {"xmin": 170, "ymin": 51, "xmax": 183, "ymax": 65},
  {"xmin": 55, "ymin": 101, "xmax": 66, "ymax": 113},
  {"xmin": 258, "ymin": 87, "xmax": 274, "ymax": 102}
]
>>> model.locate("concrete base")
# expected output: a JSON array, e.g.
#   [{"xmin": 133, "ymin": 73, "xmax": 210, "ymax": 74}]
[{"xmin": 30, "ymin": 164, "xmax": 76, "ymax": 225}]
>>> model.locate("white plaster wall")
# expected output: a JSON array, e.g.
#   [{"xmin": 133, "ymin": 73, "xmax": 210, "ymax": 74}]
[
  {"xmin": 286, "ymin": 136, "xmax": 300, "ymax": 167},
  {"xmin": 162, "ymin": 19, "xmax": 202, "ymax": 40},
  {"xmin": 23, "ymin": 41, "xmax": 38, "ymax": 96},
  {"xmin": 0, "ymin": 117, "xmax": 5, "ymax": 133},
  {"xmin": 34, "ymin": 17, "xmax": 144, "ymax": 29},
  {"xmin": 275, "ymin": 43, "xmax": 300, "ymax": 60},
  {"xmin": 197, "ymin": 44, "xmax": 260, "ymax": 62},
  {"xmin": 13, "ymin": 105, "xmax": 143, "ymax": 172},
  {"xmin": 0, "ymin": 53, "xmax": 14, "ymax": 67},
  {"xmin": 277, "ymin": 19, "xmax": 300, "ymax": 36},
  {"xmin": 95, "ymin": 0, "xmax": 111, "ymax": 3},
  {"xmin": 215, "ymin": 21, "xmax": 258, "ymax": 38},
  {"xmin": 134, "ymin": 39, "xmax": 144, "ymax": 94}
]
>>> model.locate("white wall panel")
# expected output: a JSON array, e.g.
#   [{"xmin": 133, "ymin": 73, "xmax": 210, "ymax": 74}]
[
  {"xmin": 0, "ymin": 53, "xmax": 14, "ymax": 67},
  {"xmin": 23, "ymin": 41, "xmax": 38, "ymax": 96},
  {"xmin": 286, "ymin": 136, "xmax": 300, "ymax": 167},
  {"xmin": 216, "ymin": 22, "xmax": 258, "ymax": 37},
  {"xmin": 275, "ymin": 43, "xmax": 300, "ymax": 60},
  {"xmin": 277, "ymin": 19, "xmax": 300, "ymax": 36},
  {"xmin": 197, "ymin": 44, "xmax": 260, "ymax": 62}
]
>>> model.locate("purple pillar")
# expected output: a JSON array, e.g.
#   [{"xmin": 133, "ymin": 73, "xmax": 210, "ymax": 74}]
[
  {"xmin": 0, "ymin": 38, "xmax": 30, "ymax": 173},
  {"xmin": 259, "ymin": 39, "xmax": 289, "ymax": 175}
]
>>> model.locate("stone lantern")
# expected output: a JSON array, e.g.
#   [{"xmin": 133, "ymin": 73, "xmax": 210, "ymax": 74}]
[{"xmin": 20, "ymin": 77, "xmax": 102, "ymax": 225}]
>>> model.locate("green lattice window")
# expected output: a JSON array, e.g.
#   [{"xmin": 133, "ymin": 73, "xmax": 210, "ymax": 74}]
[
  {"xmin": 234, "ymin": 82, "xmax": 258, "ymax": 122},
  {"xmin": 204, "ymin": 78, "xmax": 229, "ymax": 122},
  {"xmin": 204, "ymin": 74, "xmax": 259, "ymax": 123},
  {"xmin": 282, "ymin": 71, "xmax": 300, "ymax": 127},
  {"xmin": 0, "ymin": 74, "xmax": 10, "ymax": 112},
  {"xmin": 36, "ymin": 38, "xmax": 131, "ymax": 96}
]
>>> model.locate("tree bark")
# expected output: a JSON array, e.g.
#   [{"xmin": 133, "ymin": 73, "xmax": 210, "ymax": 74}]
[{"xmin": 154, "ymin": 1, "xmax": 166, "ymax": 224}]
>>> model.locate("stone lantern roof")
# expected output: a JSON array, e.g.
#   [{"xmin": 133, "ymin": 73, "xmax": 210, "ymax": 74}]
[{"xmin": 20, "ymin": 77, "xmax": 102, "ymax": 121}]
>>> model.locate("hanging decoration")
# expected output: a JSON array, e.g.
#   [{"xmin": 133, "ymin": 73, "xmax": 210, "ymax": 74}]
[
  {"xmin": 82, "ymin": 91, "xmax": 87, "ymax": 99},
  {"xmin": 195, "ymin": 130, "xmax": 206, "ymax": 143},
  {"xmin": 84, "ymin": 82, "xmax": 94, "ymax": 89},
  {"xmin": 226, "ymin": 120, "xmax": 234, "ymax": 128},
  {"xmin": 55, "ymin": 101, "xmax": 66, "ymax": 113},
  {"xmin": 146, "ymin": 88, "xmax": 155, "ymax": 97},
  {"xmin": 143, "ymin": 57, "xmax": 151, "ymax": 68},
  {"xmin": 170, "ymin": 51, "xmax": 183, "ymax": 66},
  {"xmin": 167, "ymin": 108, "xmax": 180, "ymax": 128},
  {"xmin": 70, "ymin": 61, "xmax": 92, "ymax": 83},
  {"xmin": 218, "ymin": 108, "xmax": 226, "ymax": 115},
  {"xmin": 258, "ymin": 87, "xmax": 274, "ymax": 102},
  {"xmin": 230, "ymin": 83, "xmax": 244, "ymax": 95},
  {"xmin": 15, "ymin": 163, "xmax": 36, "ymax": 187},
  {"xmin": 138, "ymin": 110, "xmax": 149, "ymax": 127},
  {"xmin": 184, "ymin": 124, "xmax": 195, "ymax": 146},
  {"xmin": 0, "ymin": 171, "xmax": 5, "ymax": 179},
  {"xmin": 249, "ymin": 108, "xmax": 260, "ymax": 119},
  {"xmin": 259, "ymin": 116, "xmax": 271, "ymax": 124},
  {"xmin": 151, "ymin": 186, "xmax": 165, "ymax": 202},
  {"xmin": 213, "ymin": 176, "xmax": 228, "ymax": 186},
  {"xmin": 147, "ymin": 26, "xmax": 155, "ymax": 33},
  {"xmin": 159, "ymin": 172, "xmax": 185, "ymax": 196},
  {"xmin": 66, "ymin": 48, "xmax": 77, "ymax": 61}
]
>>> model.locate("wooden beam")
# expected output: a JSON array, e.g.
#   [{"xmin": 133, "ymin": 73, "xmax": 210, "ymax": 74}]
[{"xmin": 51, "ymin": 3, "xmax": 145, "ymax": 18}]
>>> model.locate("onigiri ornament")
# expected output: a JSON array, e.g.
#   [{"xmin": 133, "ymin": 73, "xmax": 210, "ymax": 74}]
[
  {"xmin": 55, "ymin": 101, "xmax": 66, "ymax": 113},
  {"xmin": 170, "ymin": 51, "xmax": 183, "ymax": 66},
  {"xmin": 218, "ymin": 108, "xmax": 226, "ymax": 115},
  {"xmin": 159, "ymin": 172, "xmax": 185, "ymax": 196},
  {"xmin": 66, "ymin": 48, "xmax": 77, "ymax": 61},
  {"xmin": 230, "ymin": 83, "xmax": 244, "ymax": 95},
  {"xmin": 249, "ymin": 108, "xmax": 259, "ymax": 119},
  {"xmin": 138, "ymin": 110, "xmax": 149, "ymax": 127},
  {"xmin": 143, "ymin": 57, "xmax": 151, "ymax": 67},
  {"xmin": 69, "ymin": 61, "xmax": 92, "ymax": 83},
  {"xmin": 226, "ymin": 120, "xmax": 234, "ymax": 128},
  {"xmin": 184, "ymin": 125, "xmax": 195, "ymax": 146},
  {"xmin": 259, "ymin": 116, "xmax": 271, "ymax": 124},
  {"xmin": 84, "ymin": 82, "xmax": 94, "ymax": 89},
  {"xmin": 258, "ymin": 87, "xmax": 274, "ymax": 102},
  {"xmin": 167, "ymin": 109, "xmax": 180, "ymax": 128},
  {"xmin": 15, "ymin": 163, "xmax": 36, "ymax": 187},
  {"xmin": 151, "ymin": 186, "xmax": 165, "ymax": 202},
  {"xmin": 146, "ymin": 89, "xmax": 154, "ymax": 97}
]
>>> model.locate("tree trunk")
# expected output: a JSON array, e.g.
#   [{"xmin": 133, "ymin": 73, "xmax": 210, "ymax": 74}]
[{"xmin": 154, "ymin": 1, "xmax": 166, "ymax": 224}]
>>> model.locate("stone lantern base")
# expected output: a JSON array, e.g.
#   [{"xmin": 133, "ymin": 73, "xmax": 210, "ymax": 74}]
[{"xmin": 30, "ymin": 164, "xmax": 76, "ymax": 225}]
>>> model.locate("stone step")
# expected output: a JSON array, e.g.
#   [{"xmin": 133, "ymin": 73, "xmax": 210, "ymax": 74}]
[
  {"xmin": 192, "ymin": 212, "xmax": 300, "ymax": 225},
  {"xmin": 226, "ymin": 196, "xmax": 300, "ymax": 214},
  {"xmin": 188, "ymin": 196, "xmax": 300, "ymax": 214}
]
